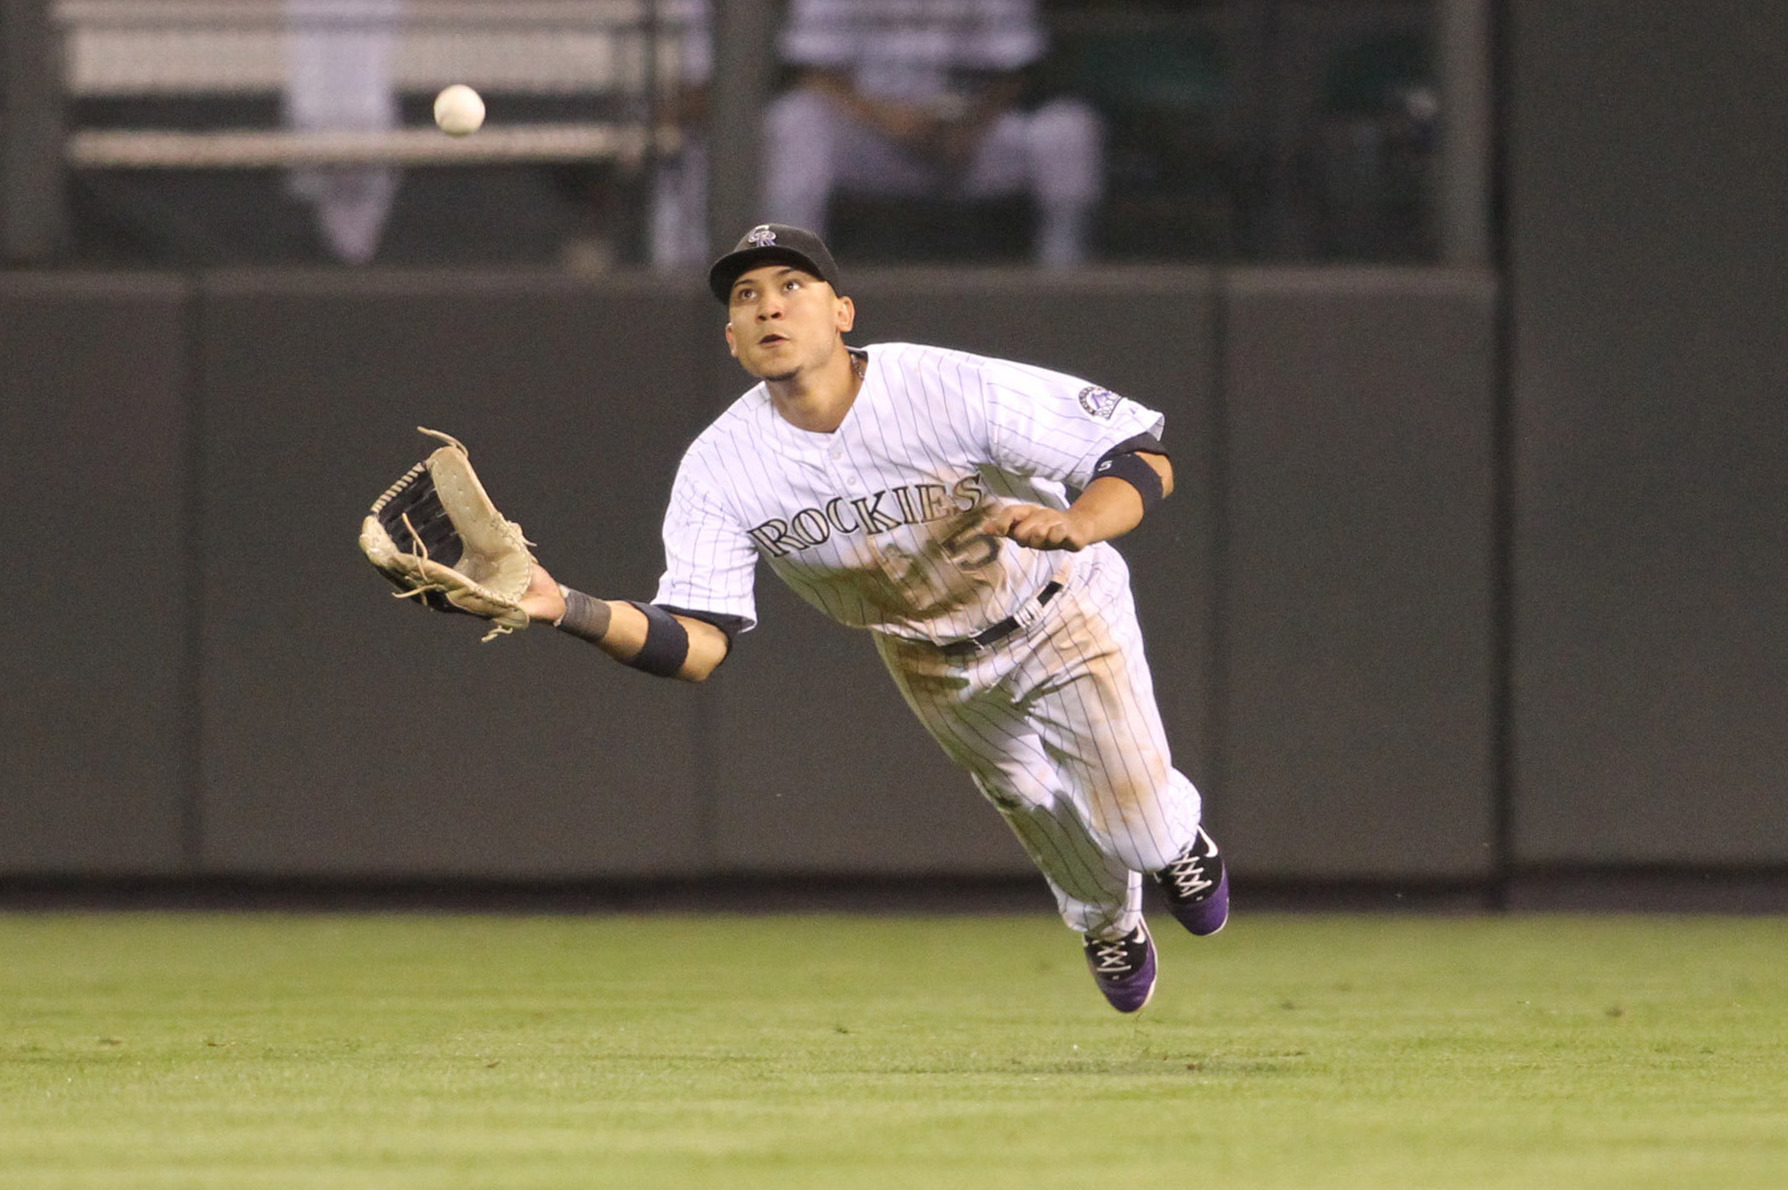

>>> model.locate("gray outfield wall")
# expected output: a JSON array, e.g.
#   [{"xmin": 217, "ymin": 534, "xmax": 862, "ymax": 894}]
[
  {"xmin": 3, "ymin": 244, "xmax": 1782, "ymax": 882},
  {"xmin": 1507, "ymin": 0, "xmax": 1788, "ymax": 868},
  {"xmin": 2, "ymin": 266, "xmax": 1502, "ymax": 881},
  {"xmin": 2, "ymin": 262, "xmax": 1528, "ymax": 884}
]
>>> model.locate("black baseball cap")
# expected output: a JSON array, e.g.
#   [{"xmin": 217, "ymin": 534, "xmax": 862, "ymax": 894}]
[{"xmin": 708, "ymin": 224, "xmax": 842, "ymax": 304}]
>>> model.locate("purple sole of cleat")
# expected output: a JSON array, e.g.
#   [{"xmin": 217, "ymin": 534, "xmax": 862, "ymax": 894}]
[
  {"xmin": 1091, "ymin": 943, "xmax": 1157, "ymax": 1014},
  {"xmin": 1169, "ymin": 867, "xmax": 1230, "ymax": 937},
  {"xmin": 1107, "ymin": 956, "xmax": 1156, "ymax": 1013}
]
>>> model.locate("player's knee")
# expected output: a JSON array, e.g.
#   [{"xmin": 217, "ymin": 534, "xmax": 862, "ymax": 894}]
[
  {"xmin": 1094, "ymin": 780, "xmax": 1184, "ymax": 873},
  {"xmin": 1026, "ymin": 99, "xmax": 1104, "ymax": 204},
  {"xmin": 765, "ymin": 88, "xmax": 840, "ymax": 148},
  {"xmin": 972, "ymin": 766, "xmax": 1052, "ymax": 814},
  {"xmin": 763, "ymin": 90, "xmax": 843, "ymax": 220},
  {"xmin": 1107, "ymin": 834, "xmax": 1178, "ymax": 876},
  {"xmin": 1031, "ymin": 97, "xmax": 1101, "ymax": 138}
]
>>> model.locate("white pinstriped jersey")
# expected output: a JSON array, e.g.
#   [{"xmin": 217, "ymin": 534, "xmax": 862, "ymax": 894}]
[{"xmin": 652, "ymin": 341, "xmax": 1165, "ymax": 644}]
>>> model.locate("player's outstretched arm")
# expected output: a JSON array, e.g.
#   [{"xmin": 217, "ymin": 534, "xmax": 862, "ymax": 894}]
[
  {"xmin": 986, "ymin": 452, "xmax": 1174, "ymax": 552},
  {"xmin": 519, "ymin": 562, "xmax": 731, "ymax": 682}
]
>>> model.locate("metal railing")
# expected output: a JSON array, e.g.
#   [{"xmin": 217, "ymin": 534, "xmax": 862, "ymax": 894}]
[{"xmin": 56, "ymin": 0, "xmax": 694, "ymax": 168}]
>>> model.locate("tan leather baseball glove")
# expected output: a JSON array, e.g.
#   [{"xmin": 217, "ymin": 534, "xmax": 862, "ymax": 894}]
[{"xmin": 358, "ymin": 428, "xmax": 535, "ymax": 641}]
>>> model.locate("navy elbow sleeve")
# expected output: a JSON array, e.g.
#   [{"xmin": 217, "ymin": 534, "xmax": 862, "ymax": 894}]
[
  {"xmin": 624, "ymin": 602, "xmax": 691, "ymax": 677},
  {"xmin": 1093, "ymin": 450, "xmax": 1165, "ymax": 514}
]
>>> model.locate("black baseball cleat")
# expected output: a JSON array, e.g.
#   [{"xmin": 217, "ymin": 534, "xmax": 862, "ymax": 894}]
[
  {"xmin": 1084, "ymin": 921, "xmax": 1157, "ymax": 1013},
  {"xmin": 1155, "ymin": 826, "xmax": 1230, "ymax": 936}
]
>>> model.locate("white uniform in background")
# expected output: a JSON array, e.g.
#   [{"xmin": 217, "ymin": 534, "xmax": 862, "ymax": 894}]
[
  {"xmin": 649, "ymin": 0, "xmax": 714, "ymax": 269},
  {"xmin": 765, "ymin": 0, "xmax": 1103, "ymax": 266},
  {"xmin": 284, "ymin": 0, "xmax": 402, "ymax": 264},
  {"xmin": 653, "ymin": 341, "xmax": 1201, "ymax": 938}
]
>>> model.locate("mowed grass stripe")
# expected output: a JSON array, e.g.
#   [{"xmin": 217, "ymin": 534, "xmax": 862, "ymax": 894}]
[{"xmin": 2, "ymin": 913, "xmax": 1784, "ymax": 1189}]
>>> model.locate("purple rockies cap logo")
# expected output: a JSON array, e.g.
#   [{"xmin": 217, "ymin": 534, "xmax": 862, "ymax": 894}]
[{"xmin": 747, "ymin": 225, "xmax": 777, "ymax": 247}]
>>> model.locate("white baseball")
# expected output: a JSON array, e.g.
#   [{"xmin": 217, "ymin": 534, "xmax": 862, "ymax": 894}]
[{"xmin": 433, "ymin": 85, "xmax": 485, "ymax": 137}]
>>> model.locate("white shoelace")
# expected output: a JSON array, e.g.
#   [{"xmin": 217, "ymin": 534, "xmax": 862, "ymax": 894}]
[
  {"xmin": 1162, "ymin": 856, "xmax": 1216, "ymax": 901},
  {"xmin": 1089, "ymin": 935, "xmax": 1139, "ymax": 975}
]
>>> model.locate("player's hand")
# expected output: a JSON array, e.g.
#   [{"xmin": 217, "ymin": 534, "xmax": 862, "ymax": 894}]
[
  {"xmin": 872, "ymin": 100, "xmax": 946, "ymax": 151},
  {"xmin": 983, "ymin": 504, "xmax": 1092, "ymax": 552},
  {"xmin": 519, "ymin": 560, "xmax": 568, "ymax": 623},
  {"xmin": 936, "ymin": 119, "xmax": 988, "ymax": 168}
]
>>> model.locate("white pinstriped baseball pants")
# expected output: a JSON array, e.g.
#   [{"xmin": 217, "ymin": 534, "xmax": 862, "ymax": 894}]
[{"xmin": 873, "ymin": 545, "xmax": 1202, "ymax": 939}]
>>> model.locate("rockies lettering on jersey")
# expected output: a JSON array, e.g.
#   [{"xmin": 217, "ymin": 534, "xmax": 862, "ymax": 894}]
[{"xmin": 747, "ymin": 475, "xmax": 986, "ymax": 555}]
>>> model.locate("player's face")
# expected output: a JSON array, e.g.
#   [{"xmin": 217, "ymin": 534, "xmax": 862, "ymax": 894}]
[{"xmin": 724, "ymin": 265, "xmax": 855, "ymax": 383}]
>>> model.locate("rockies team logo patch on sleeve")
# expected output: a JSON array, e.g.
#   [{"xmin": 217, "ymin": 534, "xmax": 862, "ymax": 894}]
[{"xmin": 1077, "ymin": 386, "xmax": 1121, "ymax": 420}]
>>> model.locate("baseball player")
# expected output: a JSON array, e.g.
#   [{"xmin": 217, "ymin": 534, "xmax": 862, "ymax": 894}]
[{"xmin": 519, "ymin": 224, "xmax": 1227, "ymax": 1012}]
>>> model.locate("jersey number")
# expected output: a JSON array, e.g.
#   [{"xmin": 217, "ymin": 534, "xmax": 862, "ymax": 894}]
[{"xmin": 881, "ymin": 518, "xmax": 1001, "ymax": 605}]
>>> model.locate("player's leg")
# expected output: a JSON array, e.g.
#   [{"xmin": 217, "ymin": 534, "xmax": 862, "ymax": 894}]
[
  {"xmin": 762, "ymin": 87, "xmax": 947, "ymax": 234},
  {"xmin": 962, "ymin": 100, "xmax": 1104, "ymax": 266},
  {"xmin": 1024, "ymin": 99, "xmax": 1105, "ymax": 267},
  {"xmin": 1016, "ymin": 546, "xmax": 1199, "ymax": 874},
  {"xmin": 963, "ymin": 761, "xmax": 1143, "ymax": 941},
  {"xmin": 967, "ymin": 773, "xmax": 1157, "ymax": 1013},
  {"xmin": 650, "ymin": 137, "xmax": 708, "ymax": 268},
  {"xmin": 761, "ymin": 89, "xmax": 844, "ymax": 235},
  {"xmin": 1015, "ymin": 545, "xmax": 1229, "ymax": 936},
  {"xmin": 868, "ymin": 657, "xmax": 1151, "ymax": 1007},
  {"xmin": 873, "ymin": 632, "xmax": 1139, "ymax": 930},
  {"xmin": 872, "ymin": 632, "xmax": 1156, "ymax": 1009}
]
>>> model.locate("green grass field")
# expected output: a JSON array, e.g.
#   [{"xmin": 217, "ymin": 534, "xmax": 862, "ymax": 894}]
[{"xmin": 2, "ymin": 911, "xmax": 1784, "ymax": 1189}]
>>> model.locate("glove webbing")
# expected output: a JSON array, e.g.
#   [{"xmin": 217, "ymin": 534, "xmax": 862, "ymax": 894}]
[{"xmin": 371, "ymin": 463, "xmax": 464, "ymax": 568}]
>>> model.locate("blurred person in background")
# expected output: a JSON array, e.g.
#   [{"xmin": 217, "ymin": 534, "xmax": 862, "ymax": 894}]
[
  {"xmin": 284, "ymin": 0, "xmax": 403, "ymax": 264},
  {"xmin": 648, "ymin": 0, "xmax": 714, "ymax": 269},
  {"xmin": 763, "ymin": 0, "xmax": 1103, "ymax": 267}
]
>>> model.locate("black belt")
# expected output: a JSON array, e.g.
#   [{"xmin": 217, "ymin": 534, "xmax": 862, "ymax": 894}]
[{"xmin": 939, "ymin": 581, "xmax": 1063, "ymax": 657}]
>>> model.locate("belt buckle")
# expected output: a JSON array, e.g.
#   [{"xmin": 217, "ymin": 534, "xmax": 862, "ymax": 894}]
[
  {"xmin": 1010, "ymin": 597, "xmax": 1044, "ymax": 632},
  {"xmin": 1012, "ymin": 579, "xmax": 1061, "ymax": 631}
]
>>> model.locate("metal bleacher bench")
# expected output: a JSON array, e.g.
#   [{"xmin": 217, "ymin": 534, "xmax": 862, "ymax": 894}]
[{"xmin": 56, "ymin": 0, "xmax": 688, "ymax": 169}]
